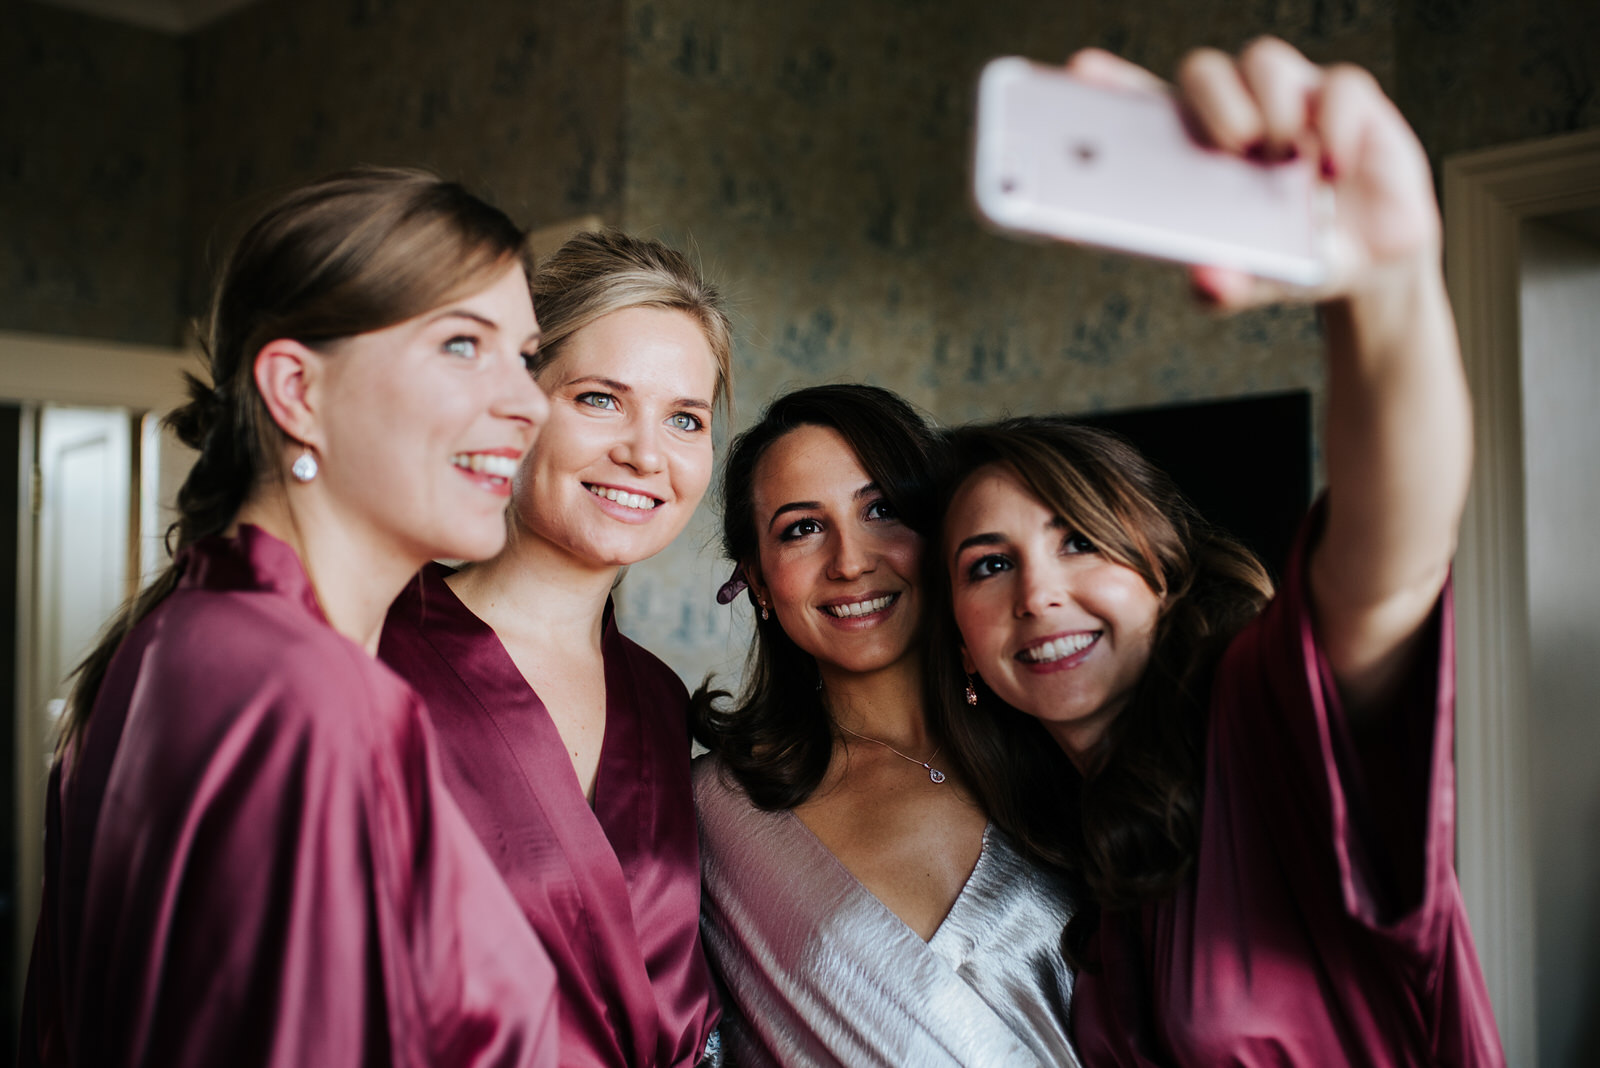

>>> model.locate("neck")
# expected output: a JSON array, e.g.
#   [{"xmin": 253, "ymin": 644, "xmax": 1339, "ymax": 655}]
[
  {"xmin": 233, "ymin": 489, "xmax": 420, "ymax": 655},
  {"xmin": 819, "ymin": 652, "xmax": 929, "ymax": 750},
  {"xmin": 448, "ymin": 520, "xmax": 617, "ymax": 649}
]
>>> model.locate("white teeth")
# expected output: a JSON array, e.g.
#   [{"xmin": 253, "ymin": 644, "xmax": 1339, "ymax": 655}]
[
  {"xmin": 823, "ymin": 594, "xmax": 895, "ymax": 618},
  {"xmin": 452, "ymin": 453, "xmax": 518, "ymax": 478},
  {"xmin": 1018, "ymin": 633, "xmax": 1098, "ymax": 663},
  {"xmin": 586, "ymin": 484, "xmax": 660, "ymax": 510}
]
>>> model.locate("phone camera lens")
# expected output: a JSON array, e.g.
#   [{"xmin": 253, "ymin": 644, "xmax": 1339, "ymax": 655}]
[
  {"xmin": 999, "ymin": 177, "xmax": 1018, "ymax": 195},
  {"xmin": 1072, "ymin": 142, "xmax": 1098, "ymax": 164}
]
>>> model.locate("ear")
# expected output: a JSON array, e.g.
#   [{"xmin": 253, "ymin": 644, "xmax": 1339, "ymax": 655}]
[
  {"xmin": 253, "ymin": 339, "xmax": 326, "ymax": 449},
  {"xmin": 743, "ymin": 559, "xmax": 770, "ymax": 606},
  {"xmin": 960, "ymin": 644, "xmax": 976, "ymax": 675}
]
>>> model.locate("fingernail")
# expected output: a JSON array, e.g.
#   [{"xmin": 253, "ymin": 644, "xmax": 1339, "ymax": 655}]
[
  {"xmin": 1320, "ymin": 153, "xmax": 1338, "ymax": 180},
  {"xmin": 1244, "ymin": 139, "xmax": 1271, "ymax": 162}
]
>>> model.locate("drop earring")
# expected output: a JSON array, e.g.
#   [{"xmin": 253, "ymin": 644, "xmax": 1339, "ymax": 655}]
[
  {"xmin": 757, "ymin": 596, "xmax": 770, "ymax": 622},
  {"xmin": 964, "ymin": 674, "xmax": 979, "ymax": 707},
  {"xmin": 291, "ymin": 448, "xmax": 318, "ymax": 483}
]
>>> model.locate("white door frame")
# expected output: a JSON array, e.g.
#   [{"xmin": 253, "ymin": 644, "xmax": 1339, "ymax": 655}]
[
  {"xmin": 1, "ymin": 330, "xmax": 193, "ymax": 1026},
  {"xmin": 1443, "ymin": 127, "xmax": 1600, "ymax": 1068}
]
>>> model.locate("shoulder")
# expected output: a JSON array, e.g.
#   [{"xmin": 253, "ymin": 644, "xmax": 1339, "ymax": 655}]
[
  {"xmin": 609, "ymin": 626, "xmax": 691, "ymax": 704},
  {"xmin": 692, "ymin": 753, "xmax": 746, "ymax": 812},
  {"xmin": 145, "ymin": 588, "xmax": 423, "ymax": 760}
]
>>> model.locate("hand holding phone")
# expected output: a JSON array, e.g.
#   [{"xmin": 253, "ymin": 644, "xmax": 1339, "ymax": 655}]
[{"xmin": 972, "ymin": 57, "xmax": 1334, "ymax": 287}]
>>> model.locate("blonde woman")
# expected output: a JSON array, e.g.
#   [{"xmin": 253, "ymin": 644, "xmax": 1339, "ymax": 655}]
[{"xmin": 381, "ymin": 231, "xmax": 731, "ymax": 1067}]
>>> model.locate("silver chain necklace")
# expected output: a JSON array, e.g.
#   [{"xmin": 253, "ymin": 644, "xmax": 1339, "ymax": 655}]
[{"xmin": 837, "ymin": 722, "xmax": 947, "ymax": 784}]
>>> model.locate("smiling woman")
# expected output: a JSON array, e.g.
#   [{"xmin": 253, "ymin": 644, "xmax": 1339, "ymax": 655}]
[
  {"xmin": 20, "ymin": 167, "xmax": 558, "ymax": 1068},
  {"xmin": 378, "ymin": 230, "xmax": 732, "ymax": 1068},
  {"xmin": 690, "ymin": 385, "xmax": 1081, "ymax": 1068}
]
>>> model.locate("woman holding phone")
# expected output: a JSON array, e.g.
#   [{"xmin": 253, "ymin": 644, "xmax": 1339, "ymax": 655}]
[
  {"xmin": 22, "ymin": 168, "xmax": 559, "ymax": 1067},
  {"xmin": 380, "ymin": 230, "xmax": 730, "ymax": 1067},
  {"xmin": 934, "ymin": 40, "xmax": 1502, "ymax": 1065}
]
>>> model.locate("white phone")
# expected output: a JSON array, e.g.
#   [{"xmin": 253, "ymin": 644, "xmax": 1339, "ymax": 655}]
[{"xmin": 972, "ymin": 57, "xmax": 1333, "ymax": 286}]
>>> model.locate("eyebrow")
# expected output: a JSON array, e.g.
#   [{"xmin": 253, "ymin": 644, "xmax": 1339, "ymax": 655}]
[
  {"xmin": 954, "ymin": 515, "xmax": 1069, "ymax": 557},
  {"xmin": 428, "ymin": 309, "xmax": 542, "ymax": 348},
  {"xmin": 765, "ymin": 481, "xmax": 879, "ymax": 534},
  {"xmin": 561, "ymin": 375, "xmax": 712, "ymax": 413}
]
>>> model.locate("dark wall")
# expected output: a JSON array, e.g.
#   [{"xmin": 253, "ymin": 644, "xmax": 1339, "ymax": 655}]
[
  {"xmin": 1396, "ymin": 0, "xmax": 1600, "ymax": 170},
  {"xmin": 182, "ymin": 0, "xmax": 628, "ymax": 311},
  {"xmin": 0, "ymin": 5, "xmax": 186, "ymax": 345}
]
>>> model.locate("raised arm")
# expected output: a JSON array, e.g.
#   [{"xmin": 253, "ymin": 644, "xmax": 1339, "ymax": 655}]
[{"xmin": 1070, "ymin": 39, "xmax": 1471, "ymax": 714}]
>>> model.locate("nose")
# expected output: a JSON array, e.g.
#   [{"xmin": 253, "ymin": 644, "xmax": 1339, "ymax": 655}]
[
  {"xmin": 826, "ymin": 526, "xmax": 873, "ymax": 582},
  {"xmin": 610, "ymin": 415, "xmax": 665, "ymax": 475},
  {"xmin": 1013, "ymin": 561, "xmax": 1064, "ymax": 619},
  {"xmin": 496, "ymin": 359, "xmax": 550, "ymax": 445}
]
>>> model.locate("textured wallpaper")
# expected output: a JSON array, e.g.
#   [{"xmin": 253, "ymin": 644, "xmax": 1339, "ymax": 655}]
[
  {"xmin": 0, "ymin": 5, "xmax": 185, "ymax": 345},
  {"xmin": 182, "ymin": 0, "xmax": 628, "ymax": 313},
  {"xmin": 6, "ymin": 0, "xmax": 1598, "ymax": 688},
  {"xmin": 612, "ymin": 0, "xmax": 1392, "ymax": 685}
]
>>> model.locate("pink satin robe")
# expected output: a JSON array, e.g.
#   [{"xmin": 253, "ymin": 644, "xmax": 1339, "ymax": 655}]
[
  {"xmin": 21, "ymin": 526, "xmax": 558, "ymax": 1068},
  {"xmin": 380, "ymin": 563, "xmax": 718, "ymax": 1068},
  {"xmin": 1071, "ymin": 516, "xmax": 1505, "ymax": 1066}
]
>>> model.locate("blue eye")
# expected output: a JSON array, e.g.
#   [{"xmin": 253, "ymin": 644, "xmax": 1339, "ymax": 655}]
[
  {"xmin": 966, "ymin": 554, "xmax": 1012, "ymax": 580},
  {"xmin": 443, "ymin": 336, "xmax": 479, "ymax": 359},
  {"xmin": 779, "ymin": 517, "xmax": 823, "ymax": 541},
  {"xmin": 668, "ymin": 412, "xmax": 704, "ymax": 432},
  {"xmin": 577, "ymin": 392, "xmax": 618, "ymax": 410}
]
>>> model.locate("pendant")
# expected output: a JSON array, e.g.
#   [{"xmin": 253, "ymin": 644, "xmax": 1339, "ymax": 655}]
[{"xmin": 928, "ymin": 768, "xmax": 946, "ymax": 784}]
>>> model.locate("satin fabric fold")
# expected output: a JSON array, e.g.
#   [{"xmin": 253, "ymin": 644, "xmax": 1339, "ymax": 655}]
[
  {"xmin": 695, "ymin": 759, "xmax": 1081, "ymax": 1068},
  {"xmin": 381, "ymin": 564, "xmax": 718, "ymax": 1068},
  {"xmin": 21, "ymin": 525, "xmax": 557, "ymax": 1068},
  {"xmin": 1071, "ymin": 507, "xmax": 1504, "ymax": 1066}
]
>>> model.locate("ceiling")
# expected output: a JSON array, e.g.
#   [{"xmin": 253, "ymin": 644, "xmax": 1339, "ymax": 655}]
[{"xmin": 27, "ymin": 0, "xmax": 264, "ymax": 34}]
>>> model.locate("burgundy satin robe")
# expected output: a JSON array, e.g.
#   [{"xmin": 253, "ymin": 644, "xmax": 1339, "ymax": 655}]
[
  {"xmin": 380, "ymin": 563, "xmax": 717, "ymax": 1068},
  {"xmin": 1071, "ymin": 515, "xmax": 1504, "ymax": 1066},
  {"xmin": 21, "ymin": 526, "xmax": 558, "ymax": 1068}
]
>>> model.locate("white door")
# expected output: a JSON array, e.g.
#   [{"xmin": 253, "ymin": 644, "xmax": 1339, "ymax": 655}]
[{"xmin": 13, "ymin": 406, "xmax": 134, "ymax": 1010}]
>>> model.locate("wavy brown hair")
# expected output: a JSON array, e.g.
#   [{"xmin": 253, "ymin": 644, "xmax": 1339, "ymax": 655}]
[
  {"xmin": 689, "ymin": 384, "xmax": 959, "ymax": 810},
  {"xmin": 926, "ymin": 416, "xmax": 1273, "ymax": 963},
  {"xmin": 58, "ymin": 166, "xmax": 530, "ymax": 754}
]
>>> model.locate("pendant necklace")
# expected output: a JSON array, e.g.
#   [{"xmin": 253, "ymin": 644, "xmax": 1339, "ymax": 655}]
[{"xmin": 837, "ymin": 722, "xmax": 947, "ymax": 784}]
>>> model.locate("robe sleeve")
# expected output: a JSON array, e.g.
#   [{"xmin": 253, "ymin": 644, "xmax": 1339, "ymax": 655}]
[
  {"xmin": 83, "ymin": 635, "xmax": 553, "ymax": 1068},
  {"xmin": 1210, "ymin": 502, "xmax": 1457, "ymax": 960}
]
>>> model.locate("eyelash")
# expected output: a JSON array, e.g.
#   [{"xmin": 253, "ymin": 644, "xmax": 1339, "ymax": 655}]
[
  {"xmin": 777, "ymin": 498, "xmax": 896, "ymax": 543},
  {"xmin": 443, "ymin": 335, "xmax": 479, "ymax": 359},
  {"xmin": 963, "ymin": 530, "xmax": 1097, "ymax": 581},
  {"xmin": 668, "ymin": 412, "xmax": 705, "ymax": 432}
]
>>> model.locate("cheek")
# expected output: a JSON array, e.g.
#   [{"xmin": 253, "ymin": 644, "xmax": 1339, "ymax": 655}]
[{"xmin": 672, "ymin": 444, "xmax": 715, "ymax": 505}]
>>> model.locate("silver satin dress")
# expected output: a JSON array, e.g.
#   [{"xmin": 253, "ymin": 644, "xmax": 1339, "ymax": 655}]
[{"xmin": 694, "ymin": 757, "xmax": 1082, "ymax": 1068}]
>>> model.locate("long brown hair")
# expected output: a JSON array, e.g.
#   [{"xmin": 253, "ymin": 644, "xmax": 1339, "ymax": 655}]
[
  {"xmin": 927, "ymin": 417, "xmax": 1273, "ymax": 961},
  {"xmin": 59, "ymin": 166, "xmax": 531, "ymax": 754},
  {"xmin": 690, "ymin": 384, "xmax": 956, "ymax": 809}
]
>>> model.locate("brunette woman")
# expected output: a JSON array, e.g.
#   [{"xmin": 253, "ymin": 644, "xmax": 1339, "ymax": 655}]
[
  {"xmin": 934, "ymin": 41, "xmax": 1502, "ymax": 1065},
  {"xmin": 22, "ymin": 168, "xmax": 558, "ymax": 1067},
  {"xmin": 692, "ymin": 385, "xmax": 1080, "ymax": 1068},
  {"xmin": 379, "ymin": 231, "xmax": 730, "ymax": 1068}
]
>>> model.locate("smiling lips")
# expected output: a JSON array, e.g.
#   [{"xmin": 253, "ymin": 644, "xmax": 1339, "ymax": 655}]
[
  {"xmin": 585, "ymin": 483, "xmax": 662, "ymax": 512},
  {"xmin": 821, "ymin": 593, "xmax": 898, "ymax": 619},
  {"xmin": 1017, "ymin": 631, "xmax": 1099, "ymax": 664},
  {"xmin": 451, "ymin": 451, "xmax": 519, "ymax": 496}
]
